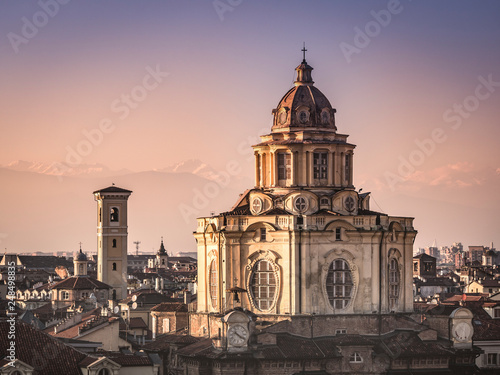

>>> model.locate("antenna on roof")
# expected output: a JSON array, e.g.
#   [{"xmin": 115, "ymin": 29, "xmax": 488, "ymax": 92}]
[{"xmin": 133, "ymin": 241, "xmax": 141, "ymax": 256}]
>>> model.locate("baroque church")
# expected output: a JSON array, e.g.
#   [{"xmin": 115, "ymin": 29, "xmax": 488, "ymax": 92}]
[{"xmin": 193, "ymin": 53, "xmax": 417, "ymax": 321}]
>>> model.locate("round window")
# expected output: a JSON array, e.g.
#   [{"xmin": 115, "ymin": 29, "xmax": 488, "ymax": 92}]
[
  {"xmin": 294, "ymin": 196, "xmax": 308, "ymax": 213},
  {"xmin": 252, "ymin": 197, "xmax": 263, "ymax": 214}
]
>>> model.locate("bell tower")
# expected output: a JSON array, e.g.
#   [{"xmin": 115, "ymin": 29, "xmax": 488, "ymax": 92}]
[{"xmin": 93, "ymin": 185, "xmax": 132, "ymax": 300}]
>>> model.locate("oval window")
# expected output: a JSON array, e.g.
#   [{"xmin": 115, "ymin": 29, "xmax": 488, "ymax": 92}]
[
  {"xmin": 325, "ymin": 259, "xmax": 353, "ymax": 310},
  {"xmin": 250, "ymin": 260, "xmax": 276, "ymax": 311}
]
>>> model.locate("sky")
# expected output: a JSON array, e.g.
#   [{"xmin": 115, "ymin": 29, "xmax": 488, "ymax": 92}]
[{"xmin": 1, "ymin": 0, "xmax": 499, "ymax": 254}]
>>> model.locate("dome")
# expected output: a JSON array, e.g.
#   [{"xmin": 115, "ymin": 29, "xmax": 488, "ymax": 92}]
[
  {"xmin": 76, "ymin": 248, "xmax": 87, "ymax": 261},
  {"xmin": 272, "ymin": 59, "xmax": 336, "ymax": 132}
]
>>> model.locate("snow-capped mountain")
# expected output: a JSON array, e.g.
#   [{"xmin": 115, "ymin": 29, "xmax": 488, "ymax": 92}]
[
  {"xmin": 3, "ymin": 160, "xmax": 132, "ymax": 178},
  {"xmin": 155, "ymin": 159, "xmax": 221, "ymax": 180}
]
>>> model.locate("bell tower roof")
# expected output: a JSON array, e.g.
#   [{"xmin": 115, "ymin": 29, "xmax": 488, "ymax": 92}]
[{"xmin": 158, "ymin": 237, "xmax": 167, "ymax": 255}]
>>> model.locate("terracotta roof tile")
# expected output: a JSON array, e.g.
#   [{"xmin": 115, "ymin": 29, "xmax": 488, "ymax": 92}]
[
  {"xmin": 151, "ymin": 302, "xmax": 188, "ymax": 313},
  {"xmin": 49, "ymin": 276, "xmax": 111, "ymax": 290},
  {"xmin": 0, "ymin": 319, "xmax": 89, "ymax": 375}
]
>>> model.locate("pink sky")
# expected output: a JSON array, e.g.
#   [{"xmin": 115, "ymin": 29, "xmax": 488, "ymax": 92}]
[{"xmin": 0, "ymin": 0, "xmax": 499, "ymax": 254}]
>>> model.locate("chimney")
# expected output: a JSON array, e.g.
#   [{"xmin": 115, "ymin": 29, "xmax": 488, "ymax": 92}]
[{"xmin": 184, "ymin": 291, "xmax": 192, "ymax": 304}]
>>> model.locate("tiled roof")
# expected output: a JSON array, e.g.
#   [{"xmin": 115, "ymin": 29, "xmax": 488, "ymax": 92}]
[
  {"xmin": 444, "ymin": 294, "xmax": 487, "ymax": 303},
  {"xmin": 142, "ymin": 333, "xmax": 200, "ymax": 351},
  {"xmin": 18, "ymin": 255, "xmax": 73, "ymax": 269},
  {"xmin": 0, "ymin": 318, "xmax": 89, "ymax": 375},
  {"xmin": 128, "ymin": 317, "xmax": 148, "ymax": 329},
  {"xmin": 151, "ymin": 302, "xmax": 188, "ymax": 313},
  {"xmin": 93, "ymin": 186, "xmax": 132, "ymax": 194},
  {"xmin": 380, "ymin": 330, "xmax": 453, "ymax": 358},
  {"xmin": 413, "ymin": 253, "xmax": 436, "ymax": 260},
  {"xmin": 62, "ymin": 316, "xmax": 119, "ymax": 339},
  {"xmin": 78, "ymin": 351, "xmax": 152, "ymax": 367},
  {"xmin": 413, "ymin": 277, "xmax": 457, "ymax": 287},
  {"xmin": 223, "ymin": 204, "xmax": 251, "ymax": 216},
  {"xmin": 176, "ymin": 338, "xmax": 214, "ymax": 357},
  {"xmin": 274, "ymin": 335, "xmax": 326, "ymax": 359},
  {"xmin": 480, "ymin": 279, "xmax": 500, "ymax": 287},
  {"xmin": 120, "ymin": 289, "xmax": 172, "ymax": 305},
  {"xmin": 169, "ymin": 256, "xmax": 197, "ymax": 263},
  {"xmin": 49, "ymin": 276, "xmax": 111, "ymax": 290}
]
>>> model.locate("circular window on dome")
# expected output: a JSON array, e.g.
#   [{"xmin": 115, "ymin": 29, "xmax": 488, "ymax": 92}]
[
  {"xmin": 294, "ymin": 196, "xmax": 308, "ymax": 213},
  {"xmin": 251, "ymin": 197, "xmax": 263, "ymax": 215}
]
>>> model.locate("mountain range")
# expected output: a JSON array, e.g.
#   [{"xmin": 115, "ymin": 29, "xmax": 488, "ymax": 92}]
[{"xmin": 0, "ymin": 159, "xmax": 251, "ymax": 254}]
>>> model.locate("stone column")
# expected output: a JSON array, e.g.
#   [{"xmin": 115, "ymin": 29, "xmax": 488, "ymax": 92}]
[
  {"xmin": 270, "ymin": 151, "xmax": 276, "ymax": 187},
  {"xmin": 306, "ymin": 151, "xmax": 311, "ymax": 187},
  {"xmin": 340, "ymin": 152, "xmax": 345, "ymax": 187},
  {"xmin": 254, "ymin": 152, "xmax": 260, "ymax": 188},
  {"xmin": 328, "ymin": 151, "xmax": 334, "ymax": 186}
]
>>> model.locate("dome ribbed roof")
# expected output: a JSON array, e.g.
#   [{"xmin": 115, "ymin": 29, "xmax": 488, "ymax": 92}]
[
  {"xmin": 76, "ymin": 248, "xmax": 87, "ymax": 261},
  {"xmin": 272, "ymin": 59, "xmax": 336, "ymax": 132}
]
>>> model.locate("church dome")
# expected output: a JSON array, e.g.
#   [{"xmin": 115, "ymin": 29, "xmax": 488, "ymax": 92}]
[
  {"xmin": 272, "ymin": 58, "xmax": 336, "ymax": 132},
  {"xmin": 76, "ymin": 248, "xmax": 87, "ymax": 261}
]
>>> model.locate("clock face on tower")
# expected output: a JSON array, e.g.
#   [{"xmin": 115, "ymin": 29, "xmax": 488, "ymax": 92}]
[
  {"xmin": 227, "ymin": 325, "xmax": 249, "ymax": 347},
  {"xmin": 453, "ymin": 322, "xmax": 471, "ymax": 342}
]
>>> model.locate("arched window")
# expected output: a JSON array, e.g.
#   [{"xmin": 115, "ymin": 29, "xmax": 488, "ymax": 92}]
[
  {"xmin": 326, "ymin": 259, "xmax": 353, "ymax": 310},
  {"xmin": 79, "ymin": 264, "xmax": 84, "ymax": 274},
  {"xmin": 98, "ymin": 369, "xmax": 111, "ymax": 375},
  {"xmin": 209, "ymin": 259, "xmax": 217, "ymax": 309},
  {"xmin": 112, "ymin": 239, "xmax": 117, "ymax": 248},
  {"xmin": 389, "ymin": 259, "xmax": 400, "ymax": 310},
  {"xmin": 250, "ymin": 260, "xmax": 277, "ymax": 311},
  {"xmin": 112, "ymin": 262, "xmax": 117, "ymax": 271},
  {"xmin": 62, "ymin": 291, "xmax": 69, "ymax": 300},
  {"xmin": 110, "ymin": 207, "xmax": 119, "ymax": 222}
]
